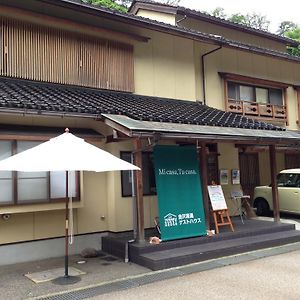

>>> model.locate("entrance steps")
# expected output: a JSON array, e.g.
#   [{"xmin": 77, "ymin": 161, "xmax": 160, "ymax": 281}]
[{"xmin": 102, "ymin": 219, "xmax": 300, "ymax": 270}]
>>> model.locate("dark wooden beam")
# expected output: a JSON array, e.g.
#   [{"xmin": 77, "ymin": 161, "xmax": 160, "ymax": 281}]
[
  {"xmin": 199, "ymin": 142, "xmax": 210, "ymax": 230},
  {"xmin": 269, "ymin": 145, "xmax": 280, "ymax": 222},
  {"xmin": 134, "ymin": 138, "xmax": 145, "ymax": 243}
]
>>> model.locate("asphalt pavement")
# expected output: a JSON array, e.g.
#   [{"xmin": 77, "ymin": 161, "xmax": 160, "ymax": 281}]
[{"xmin": 92, "ymin": 249, "xmax": 300, "ymax": 300}]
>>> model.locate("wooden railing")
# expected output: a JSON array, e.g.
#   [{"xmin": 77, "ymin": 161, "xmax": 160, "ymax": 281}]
[{"xmin": 227, "ymin": 99, "xmax": 286, "ymax": 120}]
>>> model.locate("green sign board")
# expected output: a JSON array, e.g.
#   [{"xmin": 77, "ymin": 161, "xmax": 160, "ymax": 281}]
[{"xmin": 153, "ymin": 145, "xmax": 207, "ymax": 241}]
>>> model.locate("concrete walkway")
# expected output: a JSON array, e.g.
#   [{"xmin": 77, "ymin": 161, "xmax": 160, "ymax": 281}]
[
  {"xmin": 14, "ymin": 241, "xmax": 300, "ymax": 300},
  {"xmin": 1, "ymin": 216, "xmax": 299, "ymax": 300},
  {"xmin": 92, "ymin": 248, "xmax": 300, "ymax": 300}
]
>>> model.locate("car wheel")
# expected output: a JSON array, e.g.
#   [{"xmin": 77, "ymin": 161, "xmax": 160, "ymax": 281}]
[{"xmin": 254, "ymin": 198, "xmax": 270, "ymax": 216}]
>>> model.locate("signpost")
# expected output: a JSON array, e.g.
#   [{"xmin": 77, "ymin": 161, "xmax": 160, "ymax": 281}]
[
  {"xmin": 207, "ymin": 185, "xmax": 234, "ymax": 233},
  {"xmin": 153, "ymin": 145, "xmax": 207, "ymax": 241}
]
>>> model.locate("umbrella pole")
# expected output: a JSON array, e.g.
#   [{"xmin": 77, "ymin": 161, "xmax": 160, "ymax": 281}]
[{"xmin": 64, "ymin": 171, "xmax": 69, "ymax": 278}]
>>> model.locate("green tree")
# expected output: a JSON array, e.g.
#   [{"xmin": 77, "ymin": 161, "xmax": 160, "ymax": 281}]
[
  {"xmin": 284, "ymin": 28, "xmax": 300, "ymax": 56},
  {"xmin": 211, "ymin": 7, "xmax": 226, "ymax": 19},
  {"xmin": 229, "ymin": 12, "xmax": 269, "ymax": 31},
  {"xmin": 229, "ymin": 13, "xmax": 247, "ymax": 25},
  {"xmin": 277, "ymin": 21, "xmax": 298, "ymax": 36},
  {"xmin": 81, "ymin": 0, "xmax": 127, "ymax": 12},
  {"xmin": 115, "ymin": 0, "xmax": 132, "ymax": 8},
  {"xmin": 243, "ymin": 13, "xmax": 270, "ymax": 31}
]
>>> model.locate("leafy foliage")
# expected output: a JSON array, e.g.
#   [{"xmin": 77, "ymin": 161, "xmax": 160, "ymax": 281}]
[
  {"xmin": 228, "ymin": 12, "xmax": 270, "ymax": 31},
  {"xmin": 81, "ymin": 0, "xmax": 127, "ymax": 12},
  {"xmin": 115, "ymin": 0, "xmax": 132, "ymax": 7},
  {"xmin": 207, "ymin": 7, "xmax": 300, "ymax": 56},
  {"xmin": 285, "ymin": 28, "xmax": 300, "ymax": 56},
  {"xmin": 211, "ymin": 7, "xmax": 226, "ymax": 19},
  {"xmin": 277, "ymin": 21, "xmax": 298, "ymax": 36},
  {"xmin": 82, "ymin": 0, "xmax": 181, "ymax": 11}
]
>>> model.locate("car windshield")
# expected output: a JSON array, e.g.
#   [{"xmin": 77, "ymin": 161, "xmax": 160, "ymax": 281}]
[{"xmin": 277, "ymin": 173, "xmax": 300, "ymax": 187}]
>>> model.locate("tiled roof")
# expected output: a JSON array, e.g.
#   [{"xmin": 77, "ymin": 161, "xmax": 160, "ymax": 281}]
[
  {"xmin": 129, "ymin": 0, "xmax": 299, "ymax": 47},
  {"xmin": 0, "ymin": 77, "xmax": 284, "ymax": 131}
]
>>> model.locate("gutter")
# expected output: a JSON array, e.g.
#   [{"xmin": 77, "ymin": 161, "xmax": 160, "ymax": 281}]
[
  {"xmin": 201, "ymin": 46, "xmax": 222, "ymax": 104},
  {"xmin": 0, "ymin": 108, "xmax": 102, "ymax": 120}
]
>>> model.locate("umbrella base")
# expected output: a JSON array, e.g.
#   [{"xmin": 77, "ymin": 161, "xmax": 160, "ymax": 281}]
[{"xmin": 52, "ymin": 275, "xmax": 81, "ymax": 285}]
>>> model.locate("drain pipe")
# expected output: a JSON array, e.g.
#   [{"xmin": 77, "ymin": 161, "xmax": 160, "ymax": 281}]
[
  {"xmin": 125, "ymin": 239, "xmax": 135, "ymax": 263},
  {"xmin": 201, "ymin": 46, "xmax": 222, "ymax": 105}
]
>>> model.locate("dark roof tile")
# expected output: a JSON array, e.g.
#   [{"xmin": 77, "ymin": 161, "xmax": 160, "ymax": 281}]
[{"xmin": 0, "ymin": 77, "xmax": 284, "ymax": 132}]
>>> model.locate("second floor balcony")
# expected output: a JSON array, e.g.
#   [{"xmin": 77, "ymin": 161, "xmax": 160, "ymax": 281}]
[{"xmin": 227, "ymin": 98, "xmax": 287, "ymax": 121}]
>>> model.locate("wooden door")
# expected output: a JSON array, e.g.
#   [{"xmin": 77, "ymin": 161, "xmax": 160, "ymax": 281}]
[
  {"xmin": 239, "ymin": 153, "xmax": 260, "ymax": 203},
  {"xmin": 285, "ymin": 153, "xmax": 300, "ymax": 169}
]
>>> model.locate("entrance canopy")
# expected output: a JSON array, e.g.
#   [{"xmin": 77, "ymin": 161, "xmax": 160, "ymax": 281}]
[{"xmin": 103, "ymin": 114, "xmax": 300, "ymax": 146}]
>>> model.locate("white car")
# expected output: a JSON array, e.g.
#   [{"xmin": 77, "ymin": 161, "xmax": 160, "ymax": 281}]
[{"xmin": 253, "ymin": 169, "xmax": 300, "ymax": 216}]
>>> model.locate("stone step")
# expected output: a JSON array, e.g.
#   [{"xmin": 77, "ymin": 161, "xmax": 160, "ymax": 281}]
[
  {"xmin": 129, "ymin": 221, "xmax": 296, "ymax": 256},
  {"xmin": 133, "ymin": 230, "xmax": 300, "ymax": 270}
]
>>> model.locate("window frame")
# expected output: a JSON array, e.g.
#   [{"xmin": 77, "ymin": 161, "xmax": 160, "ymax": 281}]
[
  {"xmin": 120, "ymin": 151, "xmax": 156, "ymax": 197},
  {"xmin": 0, "ymin": 139, "xmax": 80, "ymax": 206},
  {"xmin": 227, "ymin": 81, "xmax": 283, "ymax": 105},
  {"xmin": 220, "ymin": 72, "xmax": 288, "ymax": 123}
]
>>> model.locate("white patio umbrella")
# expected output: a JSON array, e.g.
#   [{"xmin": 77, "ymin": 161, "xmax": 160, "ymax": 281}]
[{"xmin": 0, "ymin": 128, "xmax": 139, "ymax": 280}]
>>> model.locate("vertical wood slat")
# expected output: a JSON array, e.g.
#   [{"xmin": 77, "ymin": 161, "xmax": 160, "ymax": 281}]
[{"xmin": 0, "ymin": 17, "xmax": 134, "ymax": 92}]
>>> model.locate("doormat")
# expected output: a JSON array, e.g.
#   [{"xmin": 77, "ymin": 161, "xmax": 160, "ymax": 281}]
[{"xmin": 25, "ymin": 267, "xmax": 86, "ymax": 283}]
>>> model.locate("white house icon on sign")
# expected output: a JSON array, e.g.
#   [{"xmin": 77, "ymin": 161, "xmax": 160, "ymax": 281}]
[{"xmin": 164, "ymin": 213, "xmax": 178, "ymax": 227}]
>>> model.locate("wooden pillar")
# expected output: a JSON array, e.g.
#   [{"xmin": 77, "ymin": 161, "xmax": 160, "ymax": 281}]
[
  {"xmin": 134, "ymin": 138, "xmax": 145, "ymax": 243},
  {"xmin": 269, "ymin": 144, "xmax": 280, "ymax": 222},
  {"xmin": 199, "ymin": 142, "xmax": 210, "ymax": 229}
]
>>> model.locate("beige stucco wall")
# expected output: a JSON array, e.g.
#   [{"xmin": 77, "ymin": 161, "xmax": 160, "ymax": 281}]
[
  {"xmin": 136, "ymin": 9, "xmax": 175, "ymax": 25},
  {"xmin": 133, "ymin": 9, "xmax": 287, "ymax": 52},
  {"xmin": 0, "ymin": 114, "xmax": 111, "ymax": 244},
  {"xmin": 259, "ymin": 151, "xmax": 285, "ymax": 187},
  {"xmin": 180, "ymin": 18, "xmax": 287, "ymax": 52},
  {"xmin": 1, "ymin": 9, "xmax": 300, "ymax": 244},
  {"xmin": 134, "ymin": 32, "xmax": 197, "ymax": 101},
  {"xmin": 198, "ymin": 46, "xmax": 300, "ymax": 129},
  {"xmin": 217, "ymin": 143, "xmax": 241, "ymax": 216}
]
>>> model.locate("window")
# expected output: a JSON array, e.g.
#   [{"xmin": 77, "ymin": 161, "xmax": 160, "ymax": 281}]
[
  {"xmin": 277, "ymin": 173, "xmax": 300, "ymax": 188},
  {"xmin": 256, "ymin": 87, "xmax": 268, "ymax": 104},
  {"xmin": 0, "ymin": 140, "xmax": 79, "ymax": 205},
  {"xmin": 228, "ymin": 81, "xmax": 283, "ymax": 105},
  {"xmin": 121, "ymin": 152, "xmax": 156, "ymax": 197}
]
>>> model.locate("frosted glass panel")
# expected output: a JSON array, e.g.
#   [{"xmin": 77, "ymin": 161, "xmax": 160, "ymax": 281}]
[
  {"xmin": 256, "ymin": 88, "xmax": 268, "ymax": 104},
  {"xmin": 240, "ymin": 85, "xmax": 254, "ymax": 101},
  {"xmin": 50, "ymin": 171, "xmax": 77, "ymax": 199},
  {"xmin": 0, "ymin": 179, "xmax": 13, "ymax": 203},
  {"xmin": 0, "ymin": 141, "xmax": 12, "ymax": 179},
  {"xmin": 18, "ymin": 178, "xmax": 48, "ymax": 202},
  {"xmin": 18, "ymin": 171, "xmax": 47, "ymax": 179},
  {"xmin": 17, "ymin": 141, "xmax": 42, "ymax": 153}
]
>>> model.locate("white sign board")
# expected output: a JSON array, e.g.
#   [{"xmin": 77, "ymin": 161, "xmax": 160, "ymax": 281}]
[{"xmin": 207, "ymin": 185, "xmax": 228, "ymax": 211}]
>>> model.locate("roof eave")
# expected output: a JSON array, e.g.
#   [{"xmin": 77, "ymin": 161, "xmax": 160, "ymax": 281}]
[{"xmin": 176, "ymin": 7, "xmax": 300, "ymax": 47}]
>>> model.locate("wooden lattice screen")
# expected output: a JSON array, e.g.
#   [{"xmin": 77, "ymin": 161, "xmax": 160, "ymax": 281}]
[{"xmin": 0, "ymin": 17, "xmax": 134, "ymax": 92}]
